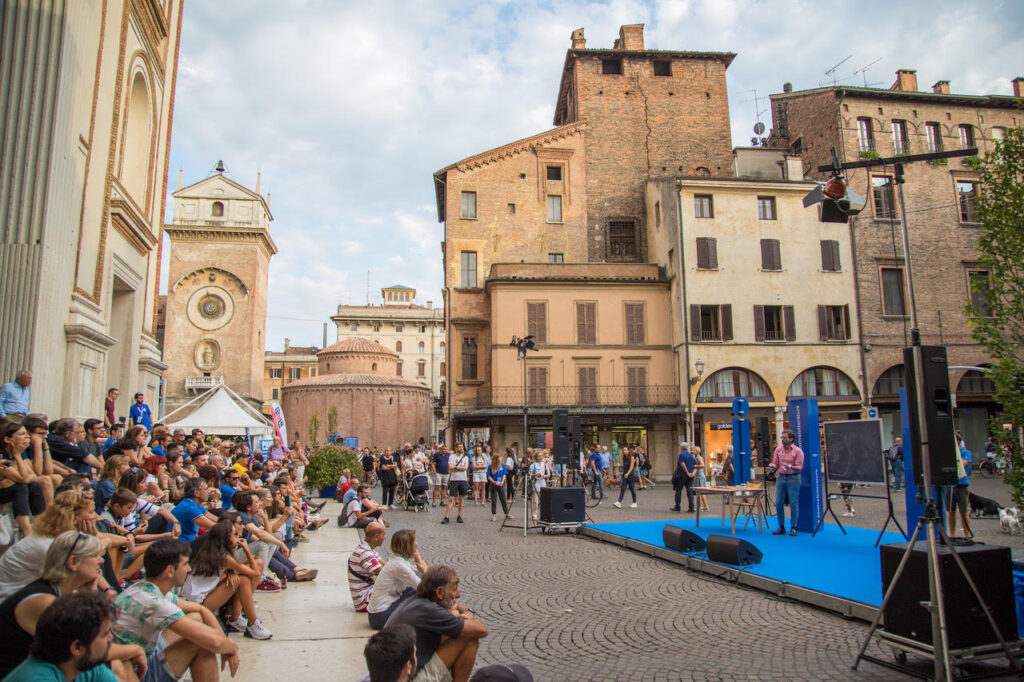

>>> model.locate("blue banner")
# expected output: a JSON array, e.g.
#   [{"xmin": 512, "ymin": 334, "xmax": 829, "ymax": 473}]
[
  {"xmin": 732, "ymin": 418, "xmax": 752, "ymax": 485},
  {"xmin": 787, "ymin": 398, "xmax": 824, "ymax": 533}
]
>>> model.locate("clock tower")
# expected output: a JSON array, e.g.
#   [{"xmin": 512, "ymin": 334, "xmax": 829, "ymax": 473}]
[{"xmin": 162, "ymin": 168, "xmax": 277, "ymax": 411}]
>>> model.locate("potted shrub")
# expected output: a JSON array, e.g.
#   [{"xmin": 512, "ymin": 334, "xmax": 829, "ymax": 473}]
[{"xmin": 304, "ymin": 445, "xmax": 362, "ymax": 498}]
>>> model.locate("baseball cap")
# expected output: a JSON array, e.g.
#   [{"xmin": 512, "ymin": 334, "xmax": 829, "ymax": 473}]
[{"xmin": 469, "ymin": 664, "xmax": 533, "ymax": 682}]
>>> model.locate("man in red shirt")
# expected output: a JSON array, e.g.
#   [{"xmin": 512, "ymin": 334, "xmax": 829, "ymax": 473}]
[
  {"xmin": 770, "ymin": 429, "xmax": 804, "ymax": 536},
  {"xmin": 104, "ymin": 387, "xmax": 119, "ymax": 428}
]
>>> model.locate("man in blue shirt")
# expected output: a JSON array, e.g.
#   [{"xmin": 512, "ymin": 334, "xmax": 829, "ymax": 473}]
[
  {"xmin": 431, "ymin": 446, "xmax": 450, "ymax": 506},
  {"xmin": 946, "ymin": 446, "xmax": 973, "ymax": 539},
  {"xmin": 598, "ymin": 446, "xmax": 611, "ymax": 475},
  {"xmin": 0, "ymin": 369, "xmax": 31, "ymax": 422},
  {"xmin": 218, "ymin": 470, "xmax": 240, "ymax": 510},
  {"xmin": 172, "ymin": 478, "xmax": 215, "ymax": 542},
  {"xmin": 671, "ymin": 442, "xmax": 697, "ymax": 512},
  {"xmin": 128, "ymin": 392, "xmax": 152, "ymax": 430}
]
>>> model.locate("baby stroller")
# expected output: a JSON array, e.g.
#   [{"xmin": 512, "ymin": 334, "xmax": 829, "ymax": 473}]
[{"xmin": 402, "ymin": 470, "xmax": 431, "ymax": 512}]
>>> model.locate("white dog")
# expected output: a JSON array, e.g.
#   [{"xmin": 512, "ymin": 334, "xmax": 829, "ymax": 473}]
[{"xmin": 999, "ymin": 507, "xmax": 1021, "ymax": 535}]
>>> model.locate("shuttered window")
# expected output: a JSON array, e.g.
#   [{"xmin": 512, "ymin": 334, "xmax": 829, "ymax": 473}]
[
  {"xmin": 627, "ymin": 366, "xmax": 648, "ymax": 406},
  {"xmin": 624, "ymin": 303, "xmax": 645, "ymax": 345},
  {"xmin": 760, "ymin": 239, "xmax": 782, "ymax": 271},
  {"xmin": 576, "ymin": 302, "xmax": 596, "ymax": 344},
  {"xmin": 820, "ymin": 240, "xmax": 841, "ymax": 272},
  {"xmin": 818, "ymin": 305, "xmax": 851, "ymax": 341},
  {"xmin": 754, "ymin": 305, "xmax": 794, "ymax": 342},
  {"xmin": 528, "ymin": 366, "xmax": 548, "ymax": 405},
  {"xmin": 526, "ymin": 302, "xmax": 547, "ymax": 344},
  {"xmin": 696, "ymin": 237, "xmax": 718, "ymax": 269},
  {"xmin": 689, "ymin": 304, "xmax": 732, "ymax": 342},
  {"xmin": 461, "ymin": 337, "xmax": 477, "ymax": 380},
  {"xmin": 577, "ymin": 366, "xmax": 597, "ymax": 405}
]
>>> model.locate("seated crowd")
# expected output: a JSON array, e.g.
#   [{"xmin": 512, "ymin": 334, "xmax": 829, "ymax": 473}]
[{"xmin": 0, "ymin": 397, "xmax": 324, "ymax": 681}]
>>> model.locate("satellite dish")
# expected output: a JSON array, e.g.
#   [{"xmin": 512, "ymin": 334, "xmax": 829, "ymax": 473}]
[{"xmin": 753, "ymin": 122, "xmax": 766, "ymax": 135}]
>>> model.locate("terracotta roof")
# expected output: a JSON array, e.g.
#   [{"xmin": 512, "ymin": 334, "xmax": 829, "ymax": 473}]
[
  {"xmin": 282, "ymin": 373, "xmax": 430, "ymax": 390},
  {"xmin": 318, "ymin": 337, "xmax": 397, "ymax": 356},
  {"xmin": 285, "ymin": 346, "xmax": 318, "ymax": 355}
]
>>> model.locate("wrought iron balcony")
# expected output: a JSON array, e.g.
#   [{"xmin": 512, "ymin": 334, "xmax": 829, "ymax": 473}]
[
  {"xmin": 184, "ymin": 376, "xmax": 224, "ymax": 392},
  {"xmin": 454, "ymin": 384, "xmax": 680, "ymax": 411}
]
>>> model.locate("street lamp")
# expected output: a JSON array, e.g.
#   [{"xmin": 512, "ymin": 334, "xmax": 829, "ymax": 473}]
[
  {"xmin": 509, "ymin": 335, "xmax": 537, "ymax": 536},
  {"xmin": 688, "ymin": 358, "xmax": 705, "ymax": 444}
]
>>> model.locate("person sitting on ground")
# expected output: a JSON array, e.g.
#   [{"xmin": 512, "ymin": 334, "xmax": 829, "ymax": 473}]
[
  {"xmin": 99, "ymin": 487, "xmax": 179, "ymax": 580},
  {"xmin": 385, "ymin": 564, "xmax": 488, "ymax": 682},
  {"xmin": 250, "ymin": 488, "xmax": 316, "ymax": 585},
  {"xmin": 113, "ymin": 538, "xmax": 240, "ymax": 682},
  {"xmin": 94, "ymin": 455, "xmax": 131, "ymax": 513},
  {"xmin": 171, "ymin": 478, "xmax": 217, "ymax": 542},
  {"xmin": 361, "ymin": 623, "xmax": 417, "ymax": 682},
  {"xmin": 21, "ymin": 415, "xmax": 67, "ymax": 504},
  {"xmin": 0, "ymin": 421, "xmax": 47, "ymax": 538},
  {"xmin": 346, "ymin": 485, "xmax": 387, "ymax": 529},
  {"xmin": 230, "ymin": 491, "xmax": 291, "ymax": 590},
  {"xmin": 45, "ymin": 418, "xmax": 103, "ymax": 478},
  {"xmin": 367, "ymin": 529, "xmax": 428, "ymax": 630},
  {"xmin": 0, "ymin": 530, "xmax": 144, "ymax": 679},
  {"xmin": 348, "ymin": 521, "xmax": 386, "ymax": 612},
  {"xmin": 342, "ymin": 477, "xmax": 361, "ymax": 507},
  {"xmin": 180, "ymin": 517, "xmax": 273, "ymax": 639},
  {"xmin": 103, "ymin": 425, "xmax": 148, "ymax": 468}
]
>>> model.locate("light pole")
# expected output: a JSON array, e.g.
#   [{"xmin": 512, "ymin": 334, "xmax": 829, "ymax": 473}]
[
  {"xmin": 688, "ymin": 358, "xmax": 705, "ymax": 445},
  {"xmin": 510, "ymin": 335, "xmax": 537, "ymax": 536}
]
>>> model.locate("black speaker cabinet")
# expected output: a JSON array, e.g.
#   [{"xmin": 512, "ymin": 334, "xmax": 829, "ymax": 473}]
[
  {"xmin": 569, "ymin": 415, "xmax": 582, "ymax": 460},
  {"xmin": 880, "ymin": 541, "xmax": 1016, "ymax": 649},
  {"xmin": 706, "ymin": 535, "xmax": 763, "ymax": 566},
  {"xmin": 539, "ymin": 487, "xmax": 584, "ymax": 524},
  {"xmin": 903, "ymin": 346, "xmax": 959, "ymax": 487},
  {"xmin": 552, "ymin": 409, "xmax": 570, "ymax": 465},
  {"xmin": 755, "ymin": 416, "xmax": 771, "ymax": 467},
  {"xmin": 662, "ymin": 526, "xmax": 706, "ymax": 553}
]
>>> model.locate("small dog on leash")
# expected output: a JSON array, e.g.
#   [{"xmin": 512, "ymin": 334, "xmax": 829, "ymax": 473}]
[
  {"xmin": 968, "ymin": 491, "xmax": 1004, "ymax": 518},
  {"xmin": 999, "ymin": 507, "xmax": 1021, "ymax": 535}
]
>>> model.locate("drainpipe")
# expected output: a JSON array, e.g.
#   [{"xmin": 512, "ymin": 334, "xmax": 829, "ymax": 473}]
[{"xmin": 676, "ymin": 181, "xmax": 694, "ymax": 445}]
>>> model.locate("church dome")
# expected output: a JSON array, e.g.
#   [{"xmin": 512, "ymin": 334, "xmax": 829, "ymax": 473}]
[{"xmin": 317, "ymin": 337, "xmax": 397, "ymax": 375}]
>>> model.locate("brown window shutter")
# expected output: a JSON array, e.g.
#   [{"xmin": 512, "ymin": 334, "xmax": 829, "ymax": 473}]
[
  {"xmin": 771, "ymin": 240, "xmax": 782, "ymax": 270},
  {"xmin": 760, "ymin": 240, "xmax": 770, "ymax": 269},
  {"xmin": 637, "ymin": 306, "xmax": 645, "ymax": 344},
  {"xmin": 708, "ymin": 238, "xmax": 718, "ymax": 269},
  {"xmin": 690, "ymin": 305, "xmax": 701, "ymax": 341},
  {"xmin": 843, "ymin": 304, "xmax": 851, "ymax": 340},
  {"xmin": 784, "ymin": 305, "xmax": 796, "ymax": 341},
  {"xmin": 696, "ymin": 238, "xmax": 708, "ymax": 269},
  {"xmin": 820, "ymin": 241, "xmax": 832, "ymax": 271},
  {"xmin": 832, "ymin": 241, "xmax": 841, "ymax": 271},
  {"xmin": 753, "ymin": 306, "xmax": 765, "ymax": 341},
  {"xmin": 721, "ymin": 304, "xmax": 733, "ymax": 341},
  {"xmin": 576, "ymin": 303, "xmax": 586, "ymax": 343},
  {"xmin": 818, "ymin": 305, "xmax": 828, "ymax": 341}
]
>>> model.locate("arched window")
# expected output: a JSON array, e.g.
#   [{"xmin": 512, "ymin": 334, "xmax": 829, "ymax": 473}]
[
  {"xmin": 418, "ymin": 341, "xmax": 425, "ymax": 353},
  {"xmin": 957, "ymin": 368, "xmax": 995, "ymax": 395},
  {"xmin": 212, "ymin": 201, "xmax": 224, "ymax": 217},
  {"xmin": 121, "ymin": 71, "xmax": 152, "ymax": 205},
  {"xmin": 440, "ymin": 362, "xmax": 446, "ymax": 377},
  {"xmin": 696, "ymin": 368, "xmax": 773, "ymax": 402},
  {"xmin": 371, "ymin": 363, "xmax": 378, "ymax": 371},
  {"xmin": 395, "ymin": 340, "xmax": 403, "ymax": 352},
  {"xmin": 871, "ymin": 365, "xmax": 904, "ymax": 399},
  {"xmin": 397, "ymin": 361, "xmax": 403, "ymax": 376},
  {"xmin": 440, "ymin": 341, "xmax": 446, "ymax": 351},
  {"xmin": 788, "ymin": 366, "xmax": 860, "ymax": 400}
]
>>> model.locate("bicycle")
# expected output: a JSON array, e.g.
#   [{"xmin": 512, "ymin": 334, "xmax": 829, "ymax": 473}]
[
  {"xmin": 579, "ymin": 471, "xmax": 604, "ymax": 508},
  {"xmin": 978, "ymin": 456, "xmax": 1007, "ymax": 478}
]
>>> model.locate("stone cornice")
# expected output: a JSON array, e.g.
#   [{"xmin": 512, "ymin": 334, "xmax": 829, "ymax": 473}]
[
  {"xmin": 110, "ymin": 198, "xmax": 159, "ymax": 254},
  {"xmin": 138, "ymin": 355, "xmax": 169, "ymax": 374},
  {"xmin": 163, "ymin": 225, "xmax": 278, "ymax": 257},
  {"xmin": 65, "ymin": 324, "xmax": 117, "ymax": 353}
]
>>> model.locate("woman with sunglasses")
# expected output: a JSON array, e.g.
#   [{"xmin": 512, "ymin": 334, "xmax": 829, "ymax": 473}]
[
  {"xmin": 94, "ymin": 454, "xmax": 131, "ymax": 513},
  {"xmin": 104, "ymin": 425, "xmax": 149, "ymax": 467},
  {"xmin": 0, "ymin": 421, "xmax": 46, "ymax": 538}
]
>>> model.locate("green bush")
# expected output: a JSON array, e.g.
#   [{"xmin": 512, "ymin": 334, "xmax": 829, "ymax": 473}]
[
  {"xmin": 859, "ymin": 150, "xmax": 880, "ymax": 160},
  {"xmin": 304, "ymin": 445, "xmax": 362, "ymax": 490}
]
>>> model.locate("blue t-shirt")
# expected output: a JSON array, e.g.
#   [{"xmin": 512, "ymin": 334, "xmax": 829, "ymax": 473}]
[
  {"xmin": 219, "ymin": 484, "xmax": 238, "ymax": 509},
  {"xmin": 94, "ymin": 479, "xmax": 116, "ymax": 514},
  {"xmin": 102, "ymin": 437, "xmax": 117, "ymax": 454},
  {"xmin": 677, "ymin": 450, "xmax": 697, "ymax": 477},
  {"xmin": 4, "ymin": 656, "xmax": 118, "ymax": 681},
  {"xmin": 237, "ymin": 510, "xmax": 254, "ymax": 542},
  {"xmin": 599, "ymin": 451, "xmax": 611, "ymax": 470},
  {"xmin": 151, "ymin": 445, "xmax": 166, "ymax": 457},
  {"xmin": 342, "ymin": 487, "xmax": 359, "ymax": 506},
  {"xmin": 958, "ymin": 448, "xmax": 972, "ymax": 486},
  {"xmin": 486, "ymin": 464, "xmax": 507, "ymax": 484},
  {"xmin": 432, "ymin": 451, "xmax": 450, "ymax": 475},
  {"xmin": 128, "ymin": 403, "xmax": 152, "ymax": 429},
  {"xmin": 172, "ymin": 498, "xmax": 207, "ymax": 542},
  {"xmin": 589, "ymin": 452, "xmax": 602, "ymax": 472}
]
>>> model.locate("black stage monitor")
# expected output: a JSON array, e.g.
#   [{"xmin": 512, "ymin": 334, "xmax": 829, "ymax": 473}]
[{"xmin": 823, "ymin": 419, "xmax": 886, "ymax": 485}]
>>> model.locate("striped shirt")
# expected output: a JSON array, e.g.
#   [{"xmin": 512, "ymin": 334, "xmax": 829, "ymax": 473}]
[{"xmin": 347, "ymin": 541, "xmax": 383, "ymax": 612}]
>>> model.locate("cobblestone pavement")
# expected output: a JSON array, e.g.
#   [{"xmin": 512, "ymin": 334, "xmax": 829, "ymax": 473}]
[{"xmin": 367, "ymin": 474, "xmax": 1023, "ymax": 681}]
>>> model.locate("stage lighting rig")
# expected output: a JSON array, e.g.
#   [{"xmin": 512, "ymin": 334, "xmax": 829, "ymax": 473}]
[
  {"xmin": 510, "ymin": 335, "xmax": 537, "ymax": 360},
  {"xmin": 802, "ymin": 147, "xmax": 865, "ymax": 223}
]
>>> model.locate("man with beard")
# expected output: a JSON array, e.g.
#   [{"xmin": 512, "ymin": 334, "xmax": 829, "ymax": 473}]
[
  {"xmin": 385, "ymin": 565, "xmax": 487, "ymax": 682},
  {"xmin": 4, "ymin": 592, "xmax": 121, "ymax": 681}
]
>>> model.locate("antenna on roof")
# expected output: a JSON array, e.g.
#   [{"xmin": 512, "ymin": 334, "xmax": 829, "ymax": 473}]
[
  {"xmin": 740, "ymin": 89, "xmax": 769, "ymax": 146},
  {"xmin": 366, "ymin": 270, "xmax": 371, "ymax": 306},
  {"xmin": 853, "ymin": 57, "xmax": 884, "ymax": 87},
  {"xmin": 823, "ymin": 55, "xmax": 853, "ymax": 86}
]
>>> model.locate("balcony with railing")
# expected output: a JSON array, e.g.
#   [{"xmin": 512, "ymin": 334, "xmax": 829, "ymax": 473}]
[
  {"xmin": 185, "ymin": 376, "xmax": 224, "ymax": 392},
  {"xmin": 453, "ymin": 384, "xmax": 680, "ymax": 412}
]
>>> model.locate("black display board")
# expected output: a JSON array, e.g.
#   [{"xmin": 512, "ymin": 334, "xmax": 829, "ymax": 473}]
[{"xmin": 823, "ymin": 419, "xmax": 886, "ymax": 485}]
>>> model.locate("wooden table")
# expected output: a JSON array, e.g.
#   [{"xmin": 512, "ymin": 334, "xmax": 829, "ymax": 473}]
[{"xmin": 693, "ymin": 486, "xmax": 768, "ymax": 534}]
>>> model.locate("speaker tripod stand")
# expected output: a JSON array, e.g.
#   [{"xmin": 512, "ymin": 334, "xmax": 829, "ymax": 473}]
[{"xmin": 499, "ymin": 466, "xmax": 539, "ymax": 536}]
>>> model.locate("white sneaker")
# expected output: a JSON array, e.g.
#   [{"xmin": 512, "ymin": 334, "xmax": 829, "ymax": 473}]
[
  {"xmin": 226, "ymin": 615, "xmax": 247, "ymax": 633},
  {"xmin": 245, "ymin": 618, "xmax": 273, "ymax": 640},
  {"xmin": 629, "ymin": 503, "xmax": 637, "ymax": 509},
  {"xmin": 842, "ymin": 512, "xmax": 854, "ymax": 517},
  {"xmin": 491, "ymin": 515, "xmax": 496, "ymax": 521},
  {"xmin": 613, "ymin": 501, "xmax": 622, "ymax": 508}
]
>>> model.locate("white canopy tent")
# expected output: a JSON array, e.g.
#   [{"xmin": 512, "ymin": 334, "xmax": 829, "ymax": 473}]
[{"xmin": 162, "ymin": 384, "xmax": 273, "ymax": 438}]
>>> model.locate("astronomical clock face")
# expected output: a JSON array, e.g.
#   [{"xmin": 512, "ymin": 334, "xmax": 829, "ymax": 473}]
[{"xmin": 186, "ymin": 285, "xmax": 235, "ymax": 330}]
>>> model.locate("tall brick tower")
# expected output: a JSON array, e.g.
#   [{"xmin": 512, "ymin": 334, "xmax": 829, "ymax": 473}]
[{"xmin": 553, "ymin": 25, "xmax": 736, "ymax": 261}]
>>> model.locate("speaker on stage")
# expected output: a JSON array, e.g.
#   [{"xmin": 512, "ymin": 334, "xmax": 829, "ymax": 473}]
[
  {"xmin": 569, "ymin": 415, "xmax": 582, "ymax": 461},
  {"xmin": 552, "ymin": 409, "xmax": 570, "ymax": 465},
  {"xmin": 705, "ymin": 535, "xmax": 763, "ymax": 566},
  {"xmin": 880, "ymin": 541, "xmax": 1015, "ymax": 649},
  {"xmin": 662, "ymin": 526, "xmax": 706, "ymax": 553},
  {"xmin": 539, "ymin": 487, "xmax": 584, "ymax": 523},
  {"xmin": 755, "ymin": 417, "xmax": 771, "ymax": 467},
  {"xmin": 903, "ymin": 345, "xmax": 959, "ymax": 487}
]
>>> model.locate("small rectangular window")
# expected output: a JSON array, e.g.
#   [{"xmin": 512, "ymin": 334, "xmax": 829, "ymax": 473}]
[
  {"xmin": 508, "ymin": 203, "xmax": 516, "ymax": 214},
  {"xmin": 349, "ymin": 323, "xmax": 358, "ymax": 331},
  {"xmin": 460, "ymin": 251, "xmax": 477, "ymax": 288},
  {"xmin": 694, "ymin": 195, "xmax": 714, "ymax": 219},
  {"xmin": 992, "ymin": 127, "xmax": 1006, "ymax": 143},
  {"xmin": 689, "ymin": 304, "xmax": 733, "ymax": 342},
  {"xmin": 624, "ymin": 302, "xmax": 645, "ymax": 345},
  {"xmin": 576, "ymin": 302, "xmax": 597, "ymax": 345},
  {"xmin": 289, "ymin": 367, "xmax": 302, "ymax": 381},
  {"xmin": 872, "ymin": 176, "xmax": 897, "ymax": 219},
  {"xmin": 527, "ymin": 302, "xmax": 547, "ymax": 345},
  {"xmin": 272, "ymin": 388, "xmax": 279, "ymax": 399},
  {"xmin": 270, "ymin": 368, "xmax": 282, "ymax": 379},
  {"xmin": 395, "ymin": 324, "xmax": 404, "ymax": 332},
  {"xmin": 577, "ymin": 366, "xmax": 597, "ymax": 406},
  {"xmin": 546, "ymin": 166, "xmax": 562, "ymax": 181},
  {"xmin": 528, "ymin": 366, "xmax": 548, "ymax": 406},
  {"xmin": 547, "ymin": 195, "xmax": 563, "ymax": 222},
  {"xmin": 757, "ymin": 196, "xmax": 777, "ymax": 220},
  {"xmin": 754, "ymin": 305, "xmax": 792, "ymax": 342},
  {"xmin": 627, "ymin": 366, "xmax": 648, "ymax": 405},
  {"xmin": 958, "ymin": 124, "xmax": 975, "ymax": 149},
  {"xmin": 602, "ymin": 58, "xmax": 622, "ymax": 75},
  {"xmin": 653, "ymin": 60, "xmax": 671, "ymax": 77},
  {"xmin": 881, "ymin": 267, "xmax": 907, "ymax": 316},
  {"xmin": 820, "ymin": 240, "xmax": 841, "ymax": 272},
  {"xmin": 968, "ymin": 270, "xmax": 993, "ymax": 318},
  {"xmin": 819, "ymin": 305, "xmax": 851, "ymax": 341},
  {"xmin": 547, "ymin": 253, "xmax": 564, "ymax": 263},
  {"xmin": 461, "ymin": 191, "xmax": 477, "ymax": 219},
  {"xmin": 695, "ymin": 237, "xmax": 718, "ymax": 270},
  {"xmin": 461, "ymin": 337, "xmax": 477, "ymax": 380},
  {"xmin": 926, "ymin": 123, "xmax": 943, "ymax": 153},
  {"xmin": 892, "ymin": 120, "xmax": 909, "ymax": 154},
  {"xmin": 857, "ymin": 118, "xmax": 875, "ymax": 152},
  {"xmin": 607, "ymin": 220, "xmax": 638, "ymax": 261},
  {"xmin": 957, "ymin": 180, "xmax": 979, "ymax": 223},
  {"xmin": 760, "ymin": 239, "xmax": 781, "ymax": 271},
  {"xmin": 417, "ymin": 362, "xmax": 426, "ymax": 377}
]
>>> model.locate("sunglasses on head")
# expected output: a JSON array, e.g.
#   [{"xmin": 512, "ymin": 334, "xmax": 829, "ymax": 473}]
[{"xmin": 63, "ymin": 531, "xmax": 88, "ymax": 565}]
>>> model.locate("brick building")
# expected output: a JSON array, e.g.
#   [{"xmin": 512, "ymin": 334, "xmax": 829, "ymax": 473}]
[
  {"xmin": 769, "ymin": 71, "xmax": 1023, "ymax": 450},
  {"xmin": 263, "ymin": 339, "xmax": 318, "ymax": 407}
]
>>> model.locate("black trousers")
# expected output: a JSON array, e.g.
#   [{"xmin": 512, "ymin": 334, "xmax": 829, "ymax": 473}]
[
  {"xmin": 617, "ymin": 475, "xmax": 637, "ymax": 503},
  {"xmin": 381, "ymin": 484, "xmax": 396, "ymax": 507},
  {"xmin": 489, "ymin": 482, "xmax": 509, "ymax": 515},
  {"xmin": 0, "ymin": 482, "xmax": 45, "ymax": 518},
  {"xmin": 673, "ymin": 478, "xmax": 694, "ymax": 510}
]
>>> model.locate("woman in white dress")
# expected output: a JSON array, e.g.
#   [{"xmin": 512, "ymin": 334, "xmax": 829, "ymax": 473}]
[
  {"xmin": 471, "ymin": 446, "xmax": 488, "ymax": 505},
  {"xmin": 366, "ymin": 529, "xmax": 428, "ymax": 630}
]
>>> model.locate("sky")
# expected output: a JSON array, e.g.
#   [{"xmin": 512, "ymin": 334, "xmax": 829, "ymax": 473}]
[{"xmin": 163, "ymin": 0, "xmax": 1024, "ymax": 350}]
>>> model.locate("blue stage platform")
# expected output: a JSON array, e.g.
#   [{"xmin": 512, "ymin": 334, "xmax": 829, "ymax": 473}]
[{"xmin": 582, "ymin": 517, "xmax": 909, "ymax": 620}]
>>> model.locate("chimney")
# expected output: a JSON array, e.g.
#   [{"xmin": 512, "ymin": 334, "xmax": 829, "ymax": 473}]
[
  {"xmin": 932, "ymin": 80, "xmax": 950, "ymax": 94},
  {"xmin": 783, "ymin": 82, "xmax": 793, "ymax": 93},
  {"xmin": 890, "ymin": 69, "xmax": 918, "ymax": 92},
  {"xmin": 255, "ymin": 171, "xmax": 261, "ymax": 194},
  {"xmin": 426, "ymin": 300, "xmax": 433, "ymax": 309},
  {"xmin": 1013, "ymin": 77, "xmax": 1024, "ymax": 97},
  {"xmin": 784, "ymin": 155, "xmax": 804, "ymax": 181},
  {"xmin": 176, "ymin": 168, "xmax": 183, "ymax": 190},
  {"xmin": 618, "ymin": 24, "xmax": 644, "ymax": 51},
  {"xmin": 284, "ymin": 338, "xmax": 290, "ymax": 351},
  {"xmin": 571, "ymin": 28, "xmax": 586, "ymax": 49}
]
